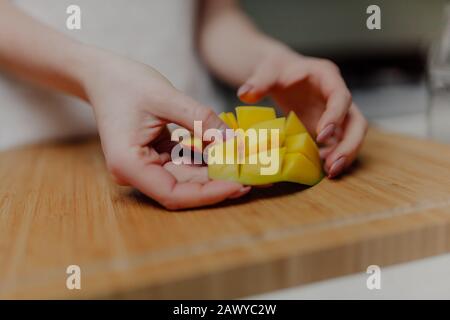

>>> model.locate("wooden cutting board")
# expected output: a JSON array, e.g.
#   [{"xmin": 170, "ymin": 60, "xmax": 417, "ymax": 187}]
[{"xmin": 0, "ymin": 129, "xmax": 450, "ymax": 299}]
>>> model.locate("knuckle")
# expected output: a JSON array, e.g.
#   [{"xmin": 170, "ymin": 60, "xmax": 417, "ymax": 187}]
[
  {"xmin": 320, "ymin": 59, "xmax": 340, "ymax": 73},
  {"xmin": 342, "ymin": 89, "xmax": 352, "ymax": 104},
  {"xmin": 199, "ymin": 107, "xmax": 217, "ymax": 126}
]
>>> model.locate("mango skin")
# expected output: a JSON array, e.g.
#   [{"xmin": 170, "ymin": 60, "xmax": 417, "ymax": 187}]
[{"xmin": 208, "ymin": 107, "xmax": 323, "ymax": 186}]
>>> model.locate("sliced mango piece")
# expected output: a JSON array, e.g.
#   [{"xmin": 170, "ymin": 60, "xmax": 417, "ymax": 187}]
[
  {"xmin": 207, "ymin": 136, "xmax": 245, "ymax": 164},
  {"xmin": 219, "ymin": 112, "xmax": 239, "ymax": 129},
  {"xmin": 208, "ymin": 162, "xmax": 240, "ymax": 182},
  {"xmin": 225, "ymin": 112, "xmax": 239, "ymax": 129},
  {"xmin": 207, "ymin": 137, "xmax": 241, "ymax": 182},
  {"xmin": 248, "ymin": 117, "xmax": 286, "ymax": 148},
  {"xmin": 243, "ymin": 117, "xmax": 285, "ymax": 157},
  {"xmin": 285, "ymin": 111, "xmax": 308, "ymax": 136},
  {"xmin": 236, "ymin": 106, "xmax": 276, "ymax": 130},
  {"xmin": 208, "ymin": 164, "xmax": 239, "ymax": 181},
  {"xmin": 282, "ymin": 153, "xmax": 323, "ymax": 186},
  {"xmin": 218, "ymin": 112, "xmax": 230, "ymax": 126},
  {"xmin": 208, "ymin": 106, "xmax": 323, "ymax": 187},
  {"xmin": 239, "ymin": 148, "xmax": 286, "ymax": 185},
  {"xmin": 285, "ymin": 133, "xmax": 321, "ymax": 168}
]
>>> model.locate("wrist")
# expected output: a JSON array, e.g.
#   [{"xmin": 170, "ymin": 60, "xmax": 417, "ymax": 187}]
[{"xmin": 66, "ymin": 43, "xmax": 107, "ymax": 102}]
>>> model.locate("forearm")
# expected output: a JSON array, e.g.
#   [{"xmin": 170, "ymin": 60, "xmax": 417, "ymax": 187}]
[
  {"xmin": 0, "ymin": 1, "xmax": 94, "ymax": 100},
  {"xmin": 198, "ymin": 0, "xmax": 290, "ymax": 87}
]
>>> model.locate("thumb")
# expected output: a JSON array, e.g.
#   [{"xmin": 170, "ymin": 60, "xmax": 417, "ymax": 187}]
[
  {"xmin": 157, "ymin": 92, "xmax": 228, "ymax": 138},
  {"xmin": 237, "ymin": 63, "xmax": 279, "ymax": 104}
]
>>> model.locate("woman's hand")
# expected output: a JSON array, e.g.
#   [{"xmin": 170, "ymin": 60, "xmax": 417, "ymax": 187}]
[
  {"xmin": 237, "ymin": 48, "xmax": 368, "ymax": 178},
  {"xmin": 81, "ymin": 49, "xmax": 250, "ymax": 210}
]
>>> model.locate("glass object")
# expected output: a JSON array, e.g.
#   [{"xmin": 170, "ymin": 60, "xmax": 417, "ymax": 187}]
[{"xmin": 428, "ymin": 5, "xmax": 450, "ymax": 143}]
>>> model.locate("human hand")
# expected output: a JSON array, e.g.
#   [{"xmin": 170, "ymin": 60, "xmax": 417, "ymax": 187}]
[
  {"xmin": 237, "ymin": 48, "xmax": 368, "ymax": 178},
  {"xmin": 81, "ymin": 49, "xmax": 250, "ymax": 209}
]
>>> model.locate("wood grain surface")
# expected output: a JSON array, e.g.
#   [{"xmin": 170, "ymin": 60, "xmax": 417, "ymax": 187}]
[{"xmin": 0, "ymin": 129, "xmax": 450, "ymax": 299}]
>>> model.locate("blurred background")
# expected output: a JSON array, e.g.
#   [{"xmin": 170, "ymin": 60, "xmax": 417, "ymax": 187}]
[{"xmin": 221, "ymin": 0, "xmax": 448, "ymax": 140}]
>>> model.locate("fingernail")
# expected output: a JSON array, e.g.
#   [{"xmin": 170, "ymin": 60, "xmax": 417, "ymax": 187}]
[
  {"xmin": 317, "ymin": 124, "xmax": 335, "ymax": 143},
  {"xmin": 328, "ymin": 156, "xmax": 346, "ymax": 179},
  {"xmin": 228, "ymin": 186, "xmax": 251, "ymax": 199},
  {"xmin": 237, "ymin": 84, "xmax": 253, "ymax": 97}
]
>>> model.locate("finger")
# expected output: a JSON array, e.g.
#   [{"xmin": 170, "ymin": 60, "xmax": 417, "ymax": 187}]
[
  {"xmin": 159, "ymin": 152, "xmax": 171, "ymax": 164},
  {"xmin": 228, "ymin": 186, "xmax": 252, "ymax": 199},
  {"xmin": 237, "ymin": 63, "xmax": 279, "ymax": 104},
  {"xmin": 164, "ymin": 180, "xmax": 249, "ymax": 209},
  {"xmin": 309, "ymin": 60, "xmax": 352, "ymax": 143},
  {"xmin": 325, "ymin": 104, "xmax": 368, "ymax": 178},
  {"xmin": 155, "ymin": 92, "xmax": 228, "ymax": 135},
  {"xmin": 277, "ymin": 63, "xmax": 309, "ymax": 88},
  {"xmin": 163, "ymin": 162, "xmax": 251, "ymax": 200},
  {"xmin": 110, "ymin": 173, "xmax": 129, "ymax": 186},
  {"xmin": 119, "ymin": 154, "xmax": 246, "ymax": 209},
  {"xmin": 316, "ymin": 88, "xmax": 352, "ymax": 143},
  {"xmin": 319, "ymin": 145, "xmax": 337, "ymax": 161},
  {"xmin": 318, "ymin": 130, "xmax": 340, "ymax": 160},
  {"xmin": 163, "ymin": 162, "xmax": 209, "ymax": 183}
]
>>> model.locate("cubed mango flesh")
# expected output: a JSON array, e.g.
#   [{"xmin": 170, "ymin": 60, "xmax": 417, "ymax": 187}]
[
  {"xmin": 239, "ymin": 148, "xmax": 286, "ymax": 185},
  {"xmin": 208, "ymin": 107, "xmax": 323, "ymax": 186},
  {"xmin": 282, "ymin": 153, "xmax": 323, "ymax": 186},
  {"xmin": 248, "ymin": 117, "xmax": 286, "ymax": 149},
  {"xmin": 219, "ymin": 112, "xmax": 239, "ymax": 129},
  {"xmin": 236, "ymin": 106, "xmax": 276, "ymax": 130},
  {"xmin": 207, "ymin": 137, "xmax": 241, "ymax": 182},
  {"xmin": 285, "ymin": 111, "xmax": 308, "ymax": 136},
  {"xmin": 285, "ymin": 133, "xmax": 321, "ymax": 169},
  {"xmin": 225, "ymin": 112, "xmax": 239, "ymax": 129}
]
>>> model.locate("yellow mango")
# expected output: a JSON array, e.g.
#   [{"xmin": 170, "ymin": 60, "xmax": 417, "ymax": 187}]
[
  {"xmin": 207, "ymin": 136, "xmax": 245, "ymax": 164},
  {"xmin": 282, "ymin": 153, "xmax": 323, "ymax": 186},
  {"xmin": 241, "ymin": 118, "xmax": 286, "ymax": 157},
  {"xmin": 225, "ymin": 112, "xmax": 239, "ymax": 129},
  {"xmin": 208, "ymin": 106, "xmax": 323, "ymax": 187},
  {"xmin": 208, "ymin": 162, "xmax": 240, "ymax": 182},
  {"xmin": 219, "ymin": 112, "xmax": 239, "ymax": 129},
  {"xmin": 285, "ymin": 111, "xmax": 308, "ymax": 136},
  {"xmin": 236, "ymin": 106, "xmax": 276, "ymax": 130},
  {"xmin": 239, "ymin": 148, "xmax": 286, "ymax": 185},
  {"xmin": 285, "ymin": 133, "xmax": 321, "ymax": 168},
  {"xmin": 218, "ymin": 113, "xmax": 232, "ymax": 129},
  {"xmin": 207, "ymin": 137, "xmax": 241, "ymax": 182},
  {"xmin": 248, "ymin": 117, "xmax": 286, "ymax": 148}
]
